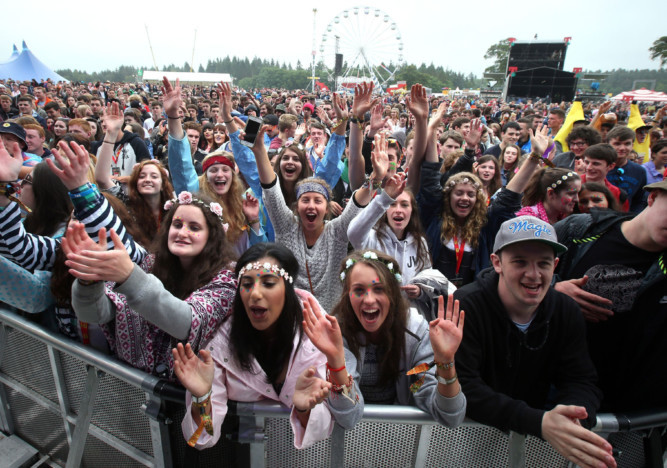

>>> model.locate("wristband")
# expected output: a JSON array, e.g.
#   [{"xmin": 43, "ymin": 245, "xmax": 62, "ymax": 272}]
[
  {"xmin": 103, "ymin": 139, "xmax": 115, "ymax": 145},
  {"xmin": 326, "ymin": 362, "xmax": 346, "ymax": 373},
  {"xmin": 192, "ymin": 388, "xmax": 212, "ymax": 405},
  {"xmin": 435, "ymin": 360, "xmax": 455, "ymax": 370},
  {"xmin": 223, "ymin": 119, "xmax": 234, "ymax": 124},
  {"xmin": 437, "ymin": 374, "xmax": 458, "ymax": 385},
  {"xmin": 167, "ymin": 115, "xmax": 180, "ymax": 120}
]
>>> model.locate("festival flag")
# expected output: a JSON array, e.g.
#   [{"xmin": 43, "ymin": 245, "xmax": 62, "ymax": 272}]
[
  {"xmin": 628, "ymin": 103, "xmax": 651, "ymax": 163},
  {"xmin": 554, "ymin": 101, "xmax": 584, "ymax": 153}
]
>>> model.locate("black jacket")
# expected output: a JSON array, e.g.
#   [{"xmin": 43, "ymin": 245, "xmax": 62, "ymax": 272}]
[
  {"xmin": 454, "ymin": 268, "xmax": 602, "ymax": 437},
  {"xmin": 555, "ymin": 210, "xmax": 667, "ymax": 412}
]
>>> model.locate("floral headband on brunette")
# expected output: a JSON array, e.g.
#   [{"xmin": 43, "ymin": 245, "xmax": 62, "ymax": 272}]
[
  {"xmin": 443, "ymin": 176, "xmax": 482, "ymax": 193},
  {"xmin": 550, "ymin": 172, "xmax": 576, "ymax": 190},
  {"xmin": 340, "ymin": 251, "xmax": 402, "ymax": 283},
  {"xmin": 238, "ymin": 261, "xmax": 294, "ymax": 284},
  {"xmin": 164, "ymin": 191, "xmax": 227, "ymax": 229}
]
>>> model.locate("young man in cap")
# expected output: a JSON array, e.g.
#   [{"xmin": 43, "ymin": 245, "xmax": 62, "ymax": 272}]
[
  {"xmin": 455, "ymin": 216, "xmax": 616, "ymax": 468},
  {"xmin": 554, "ymin": 180, "xmax": 667, "ymax": 416}
]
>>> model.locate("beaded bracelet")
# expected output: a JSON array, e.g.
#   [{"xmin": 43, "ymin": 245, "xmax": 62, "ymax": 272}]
[{"xmin": 435, "ymin": 360, "xmax": 455, "ymax": 370}]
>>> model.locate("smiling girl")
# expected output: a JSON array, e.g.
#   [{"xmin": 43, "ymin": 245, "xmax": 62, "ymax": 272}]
[
  {"xmin": 175, "ymin": 243, "xmax": 360, "ymax": 449},
  {"xmin": 517, "ymin": 168, "xmax": 582, "ymax": 225},
  {"xmin": 303, "ymin": 250, "xmax": 466, "ymax": 427},
  {"xmin": 499, "ymin": 144, "xmax": 522, "ymax": 187}
]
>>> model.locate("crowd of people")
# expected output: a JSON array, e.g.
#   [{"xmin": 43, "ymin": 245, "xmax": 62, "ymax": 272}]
[{"xmin": 1, "ymin": 75, "xmax": 666, "ymax": 467}]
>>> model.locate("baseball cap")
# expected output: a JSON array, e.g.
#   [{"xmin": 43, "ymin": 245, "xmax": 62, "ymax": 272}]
[
  {"xmin": 263, "ymin": 114, "xmax": 279, "ymax": 126},
  {"xmin": 275, "ymin": 104, "xmax": 286, "ymax": 112},
  {"xmin": 493, "ymin": 216, "xmax": 567, "ymax": 255},
  {"xmin": 644, "ymin": 180, "xmax": 667, "ymax": 192}
]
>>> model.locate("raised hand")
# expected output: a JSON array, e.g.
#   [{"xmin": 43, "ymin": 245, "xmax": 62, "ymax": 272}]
[
  {"xmin": 530, "ymin": 123, "xmax": 550, "ymax": 156},
  {"xmin": 428, "ymin": 102, "xmax": 448, "ymax": 132},
  {"xmin": 464, "ymin": 119, "xmax": 484, "ymax": 149},
  {"xmin": 0, "ymin": 138, "xmax": 23, "ymax": 182},
  {"xmin": 293, "ymin": 367, "xmax": 332, "ymax": 413},
  {"xmin": 172, "ymin": 343, "xmax": 215, "ymax": 399},
  {"xmin": 332, "ymin": 92, "xmax": 349, "ymax": 122},
  {"xmin": 405, "ymin": 84, "xmax": 428, "ymax": 121},
  {"xmin": 161, "ymin": 76, "xmax": 182, "ymax": 118},
  {"xmin": 47, "ymin": 140, "xmax": 91, "ymax": 190},
  {"xmin": 217, "ymin": 82, "xmax": 233, "ymax": 120},
  {"xmin": 302, "ymin": 295, "xmax": 345, "ymax": 365},
  {"xmin": 101, "ymin": 102, "xmax": 124, "ymax": 136},
  {"xmin": 384, "ymin": 172, "xmax": 406, "ymax": 199},
  {"xmin": 65, "ymin": 228, "xmax": 135, "ymax": 283},
  {"xmin": 369, "ymin": 103, "xmax": 388, "ymax": 137},
  {"xmin": 242, "ymin": 193, "xmax": 260, "ymax": 221},
  {"xmin": 371, "ymin": 133, "xmax": 390, "ymax": 182},
  {"xmin": 429, "ymin": 295, "xmax": 465, "ymax": 363},
  {"xmin": 351, "ymin": 82, "xmax": 378, "ymax": 119},
  {"xmin": 61, "ymin": 223, "xmax": 106, "ymax": 259}
]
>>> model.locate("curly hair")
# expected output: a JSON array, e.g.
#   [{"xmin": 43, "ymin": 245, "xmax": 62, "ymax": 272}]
[
  {"xmin": 332, "ymin": 249, "xmax": 407, "ymax": 386},
  {"xmin": 375, "ymin": 189, "xmax": 431, "ymax": 271},
  {"xmin": 229, "ymin": 243, "xmax": 303, "ymax": 384},
  {"xmin": 150, "ymin": 193, "xmax": 236, "ymax": 299},
  {"xmin": 127, "ymin": 160, "xmax": 174, "ymax": 248},
  {"xmin": 198, "ymin": 152, "xmax": 246, "ymax": 244},
  {"xmin": 439, "ymin": 172, "xmax": 487, "ymax": 249}
]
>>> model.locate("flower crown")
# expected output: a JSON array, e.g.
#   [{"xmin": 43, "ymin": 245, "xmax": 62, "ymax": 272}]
[
  {"xmin": 164, "ymin": 191, "xmax": 225, "ymax": 225},
  {"xmin": 238, "ymin": 261, "xmax": 294, "ymax": 284},
  {"xmin": 550, "ymin": 172, "xmax": 576, "ymax": 190},
  {"xmin": 340, "ymin": 251, "xmax": 402, "ymax": 283},
  {"xmin": 443, "ymin": 176, "xmax": 482, "ymax": 193}
]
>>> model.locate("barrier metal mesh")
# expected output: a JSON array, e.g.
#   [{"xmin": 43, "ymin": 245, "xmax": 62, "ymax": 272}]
[
  {"xmin": 264, "ymin": 417, "xmax": 331, "ymax": 467},
  {"xmin": 425, "ymin": 424, "xmax": 510, "ymax": 467},
  {"xmin": 344, "ymin": 421, "xmax": 418, "ymax": 467}
]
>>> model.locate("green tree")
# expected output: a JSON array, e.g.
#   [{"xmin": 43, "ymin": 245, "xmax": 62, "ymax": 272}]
[
  {"xmin": 484, "ymin": 39, "xmax": 511, "ymax": 74},
  {"xmin": 649, "ymin": 36, "xmax": 667, "ymax": 68}
]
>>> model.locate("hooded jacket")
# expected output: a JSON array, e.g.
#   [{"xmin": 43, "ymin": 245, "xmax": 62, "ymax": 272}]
[{"xmin": 454, "ymin": 268, "xmax": 601, "ymax": 438}]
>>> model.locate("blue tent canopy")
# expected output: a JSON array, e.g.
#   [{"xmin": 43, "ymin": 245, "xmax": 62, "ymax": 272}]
[
  {"xmin": 1, "ymin": 45, "xmax": 19, "ymax": 65},
  {"xmin": 0, "ymin": 41, "xmax": 68, "ymax": 82}
]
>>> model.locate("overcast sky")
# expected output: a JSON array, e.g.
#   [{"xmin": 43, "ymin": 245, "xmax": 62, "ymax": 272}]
[{"xmin": 2, "ymin": 0, "xmax": 665, "ymax": 77}]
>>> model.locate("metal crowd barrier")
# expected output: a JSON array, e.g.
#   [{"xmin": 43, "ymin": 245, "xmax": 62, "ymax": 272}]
[{"xmin": 1, "ymin": 308, "xmax": 665, "ymax": 467}]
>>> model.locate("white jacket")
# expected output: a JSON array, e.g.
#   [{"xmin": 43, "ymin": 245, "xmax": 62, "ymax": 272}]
[{"xmin": 347, "ymin": 190, "xmax": 431, "ymax": 285}]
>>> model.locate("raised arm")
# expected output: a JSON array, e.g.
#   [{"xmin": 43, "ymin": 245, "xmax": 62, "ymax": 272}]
[
  {"xmin": 250, "ymin": 125, "xmax": 277, "ymax": 185},
  {"xmin": 505, "ymin": 124, "xmax": 549, "ymax": 194},
  {"xmin": 349, "ymin": 82, "xmax": 379, "ymax": 190},
  {"xmin": 406, "ymin": 84, "xmax": 429, "ymax": 193},
  {"xmin": 95, "ymin": 102, "xmax": 125, "ymax": 190},
  {"xmin": 163, "ymin": 76, "xmax": 184, "ymax": 140}
]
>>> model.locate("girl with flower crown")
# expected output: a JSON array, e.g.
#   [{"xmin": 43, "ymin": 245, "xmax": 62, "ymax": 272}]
[
  {"xmin": 161, "ymin": 78, "xmax": 266, "ymax": 257},
  {"xmin": 94, "ymin": 102, "xmax": 175, "ymax": 247},
  {"xmin": 174, "ymin": 242, "xmax": 362, "ymax": 450},
  {"xmin": 303, "ymin": 249, "xmax": 466, "ymax": 427},
  {"xmin": 517, "ymin": 167, "xmax": 582, "ymax": 225}
]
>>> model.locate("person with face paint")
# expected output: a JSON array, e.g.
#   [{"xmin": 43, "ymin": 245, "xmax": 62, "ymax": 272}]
[
  {"xmin": 251, "ymin": 121, "xmax": 375, "ymax": 313},
  {"xmin": 303, "ymin": 249, "xmax": 466, "ymax": 428},
  {"xmin": 577, "ymin": 182, "xmax": 620, "ymax": 214},
  {"xmin": 175, "ymin": 243, "xmax": 361, "ymax": 450}
]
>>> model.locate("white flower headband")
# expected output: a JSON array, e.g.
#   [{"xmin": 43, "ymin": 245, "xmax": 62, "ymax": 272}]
[
  {"xmin": 164, "ymin": 191, "xmax": 227, "ymax": 229},
  {"xmin": 340, "ymin": 251, "xmax": 402, "ymax": 283},
  {"xmin": 238, "ymin": 261, "xmax": 294, "ymax": 284},
  {"xmin": 443, "ymin": 176, "xmax": 483, "ymax": 193},
  {"xmin": 550, "ymin": 172, "xmax": 576, "ymax": 190}
]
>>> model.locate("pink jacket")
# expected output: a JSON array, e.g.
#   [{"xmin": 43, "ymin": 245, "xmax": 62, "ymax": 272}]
[{"xmin": 182, "ymin": 292, "xmax": 333, "ymax": 449}]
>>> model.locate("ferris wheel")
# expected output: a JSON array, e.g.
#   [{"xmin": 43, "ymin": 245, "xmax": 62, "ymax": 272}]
[{"xmin": 318, "ymin": 7, "xmax": 404, "ymax": 91}]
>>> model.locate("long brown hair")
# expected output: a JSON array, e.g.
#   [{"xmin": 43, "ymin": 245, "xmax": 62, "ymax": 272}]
[
  {"xmin": 332, "ymin": 249, "xmax": 407, "ymax": 386},
  {"xmin": 475, "ymin": 155, "xmax": 502, "ymax": 197},
  {"xmin": 375, "ymin": 189, "xmax": 431, "ymax": 271},
  {"xmin": 151, "ymin": 193, "xmax": 236, "ymax": 299},
  {"xmin": 198, "ymin": 152, "xmax": 246, "ymax": 244},
  {"xmin": 275, "ymin": 143, "xmax": 312, "ymax": 207},
  {"xmin": 127, "ymin": 159, "xmax": 174, "ymax": 247},
  {"xmin": 440, "ymin": 172, "xmax": 487, "ymax": 249},
  {"xmin": 522, "ymin": 167, "xmax": 581, "ymax": 206}
]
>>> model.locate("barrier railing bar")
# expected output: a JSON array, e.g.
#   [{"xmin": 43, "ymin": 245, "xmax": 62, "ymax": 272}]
[
  {"xmin": 147, "ymin": 394, "xmax": 171, "ymax": 468},
  {"xmin": 47, "ymin": 346, "xmax": 74, "ymax": 446},
  {"xmin": 65, "ymin": 366, "xmax": 100, "ymax": 468},
  {"xmin": 0, "ymin": 310, "xmax": 162, "ymax": 391},
  {"xmin": 413, "ymin": 424, "xmax": 433, "ymax": 468},
  {"xmin": 0, "ymin": 324, "xmax": 13, "ymax": 434},
  {"xmin": 248, "ymin": 415, "xmax": 266, "ymax": 468},
  {"xmin": 508, "ymin": 431, "xmax": 526, "ymax": 468},
  {"xmin": 329, "ymin": 424, "xmax": 345, "ymax": 468}
]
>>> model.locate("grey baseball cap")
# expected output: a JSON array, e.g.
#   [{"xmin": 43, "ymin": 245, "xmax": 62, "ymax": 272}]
[{"xmin": 493, "ymin": 216, "xmax": 567, "ymax": 255}]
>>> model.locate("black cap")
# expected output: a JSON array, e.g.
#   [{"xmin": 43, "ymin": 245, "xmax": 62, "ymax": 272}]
[
  {"xmin": 0, "ymin": 122, "xmax": 27, "ymax": 150},
  {"xmin": 263, "ymin": 114, "xmax": 279, "ymax": 126}
]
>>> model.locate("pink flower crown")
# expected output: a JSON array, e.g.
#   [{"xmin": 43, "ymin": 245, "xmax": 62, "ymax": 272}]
[{"xmin": 163, "ymin": 191, "xmax": 228, "ymax": 231}]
